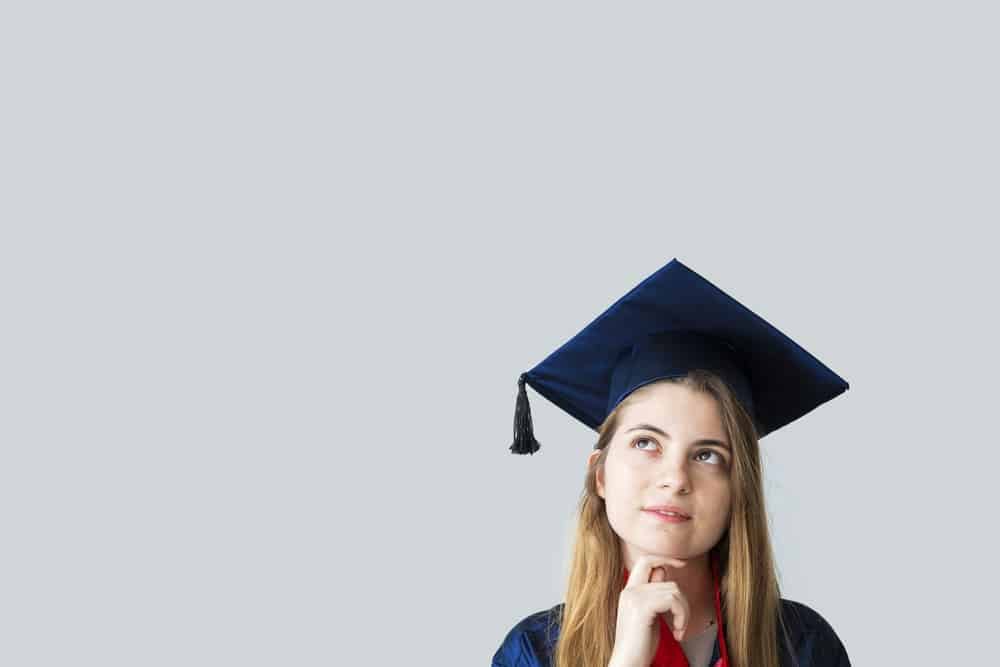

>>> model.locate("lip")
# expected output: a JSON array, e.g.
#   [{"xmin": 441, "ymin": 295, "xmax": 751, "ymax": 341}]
[
  {"xmin": 643, "ymin": 509, "xmax": 692, "ymax": 523},
  {"xmin": 643, "ymin": 510, "xmax": 691, "ymax": 523},
  {"xmin": 643, "ymin": 505, "xmax": 692, "ymax": 519}
]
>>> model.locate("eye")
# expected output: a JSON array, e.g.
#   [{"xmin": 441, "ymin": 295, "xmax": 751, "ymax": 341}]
[
  {"xmin": 695, "ymin": 450, "xmax": 726, "ymax": 466},
  {"xmin": 632, "ymin": 437, "xmax": 727, "ymax": 466},
  {"xmin": 632, "ymin": 437, "xmax": 658, "ymax": 451}
]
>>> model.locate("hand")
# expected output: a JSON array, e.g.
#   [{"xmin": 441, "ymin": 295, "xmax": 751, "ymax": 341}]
[{"xmin": 608, "ymin": 554, "xmax": 691, "ymax": 667}]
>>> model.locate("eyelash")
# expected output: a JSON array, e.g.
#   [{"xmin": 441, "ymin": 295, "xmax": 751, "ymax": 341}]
[{"xmin": 631, "ymin": 437, "xmax": 727, "ymax": 465}]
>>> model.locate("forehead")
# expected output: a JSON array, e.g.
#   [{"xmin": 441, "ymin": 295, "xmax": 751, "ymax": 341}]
[{"xmin": 619, "ymin": 382, "xmax": 726, "ymax": 436}]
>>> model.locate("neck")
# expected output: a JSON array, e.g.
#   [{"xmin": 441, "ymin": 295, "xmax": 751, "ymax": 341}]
[{"xmin": 624, "ymin": 549, "xmax": 717, "ymax": 641}]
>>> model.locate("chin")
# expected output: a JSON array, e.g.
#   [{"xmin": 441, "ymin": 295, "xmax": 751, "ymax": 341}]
[{"xmin": 635, "ymin": 538, "xmax": 693, "ymax": 559}]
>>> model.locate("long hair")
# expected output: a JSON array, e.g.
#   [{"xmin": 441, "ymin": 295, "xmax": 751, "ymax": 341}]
[{"xmin": 551, "ymin": 369, "xmax": 794, "ymax": 667}]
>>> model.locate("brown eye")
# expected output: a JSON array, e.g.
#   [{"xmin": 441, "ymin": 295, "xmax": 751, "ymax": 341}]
[{"xmin": 695, "ymin": 450, "xmax": 725, "ymax": 465}]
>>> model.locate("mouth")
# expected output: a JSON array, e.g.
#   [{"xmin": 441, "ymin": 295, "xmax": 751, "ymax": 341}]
[
  {"xmin": 642, "ymin": 505, "xmax": 692, "ymax": 519},
  {"xmin": 643, "ymin": 509, "xmax": 692, "ymax": 523}
]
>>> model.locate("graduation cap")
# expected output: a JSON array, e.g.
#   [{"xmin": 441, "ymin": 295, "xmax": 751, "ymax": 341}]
[{"xmin": 510, "ymin": 258, "xmax": 849, "ymax": 454}]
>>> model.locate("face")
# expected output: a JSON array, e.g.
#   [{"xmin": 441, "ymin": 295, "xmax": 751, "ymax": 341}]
[{"xmin": 588, "ymin": 381, "xmax": 733, "ymax": 564}]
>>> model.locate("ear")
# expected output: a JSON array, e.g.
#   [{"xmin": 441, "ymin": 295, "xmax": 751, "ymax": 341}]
[{"xmin": 588, "ymin": 449, "xmax": 605, "ymax": 499}]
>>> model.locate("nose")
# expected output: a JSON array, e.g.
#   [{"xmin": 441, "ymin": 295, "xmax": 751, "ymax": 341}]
[{"xmin": 657, "ymin": 455, "xmax": 692, "ymax": 494}]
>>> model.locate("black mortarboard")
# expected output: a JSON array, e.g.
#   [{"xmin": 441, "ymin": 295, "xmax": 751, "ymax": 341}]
[{"xmin": 510, "ymin": 258, "xmax": 849, "ymax": 454}]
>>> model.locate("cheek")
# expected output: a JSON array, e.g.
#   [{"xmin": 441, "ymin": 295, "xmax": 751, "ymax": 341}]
[
  {"xmin": 707, "ymin": 485, "xmax": 733, "ymax": 525},
  {"xmin": 603, "ymin": 462, "xmax": 645, "ymax": 498},
  {"xmin": 600, "ymin": 469, "xmax": 635, "ymax": 516},
  {"xmin": 691, "ymin": 474, "xmax": 731, "ymax": 513}
]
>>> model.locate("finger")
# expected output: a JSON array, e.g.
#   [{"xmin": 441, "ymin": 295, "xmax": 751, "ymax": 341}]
[
  {"xmin": 625, "ymin": 554, "xmax": 688, "ymax": 589},
  {"xmin": 643, "ymin": 583, "xmax": 691, "ymax": 640},
  {"xmin": 650, "ymin": 566, "xmax": 666, "ymax": 583},
  {"xmin": 668, "ymin": 590, "xmax": 691, "ymax": 640}
]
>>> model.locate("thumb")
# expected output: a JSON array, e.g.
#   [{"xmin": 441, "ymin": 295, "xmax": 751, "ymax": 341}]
[{"xmin": 649, "ymin": 566, "xmax": 666, "ymax": 583}]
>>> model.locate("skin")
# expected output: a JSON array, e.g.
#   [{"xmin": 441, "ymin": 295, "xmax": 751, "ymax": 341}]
[{"xmin": 588, "ymin": 381, "xmax": 733, "ymax": 642}]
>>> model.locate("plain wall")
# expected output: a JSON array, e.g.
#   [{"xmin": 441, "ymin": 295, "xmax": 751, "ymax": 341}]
[{"xmin": 2, "ymin": 2, "xmax": 997, "ymax": 665}]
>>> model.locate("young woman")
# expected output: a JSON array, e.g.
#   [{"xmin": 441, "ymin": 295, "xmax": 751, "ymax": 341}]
[{"xmin": 492, "ymin": 258, "xmax": 852, "ymax": 667}]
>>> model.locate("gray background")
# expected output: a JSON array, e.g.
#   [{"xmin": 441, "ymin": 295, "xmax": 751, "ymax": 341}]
[{"xmin": 2, "ymin": 2, "xmax": 997, "ymax": 665}]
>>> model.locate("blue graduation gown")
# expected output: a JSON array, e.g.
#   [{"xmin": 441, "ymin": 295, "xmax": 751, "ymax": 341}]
[{"xmin": 492, "ymin": 598, "xmax": 851, "ymax": 667}]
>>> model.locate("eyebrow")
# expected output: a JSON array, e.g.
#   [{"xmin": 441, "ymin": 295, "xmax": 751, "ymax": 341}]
[{"xmin": 625, "ymin": 424, "xmax": 731, "ymax": 451}]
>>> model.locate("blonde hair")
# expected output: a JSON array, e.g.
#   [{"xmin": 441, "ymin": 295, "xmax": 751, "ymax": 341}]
[{"xmin": 551, "ymin": 369, "xmax": 795, "ymax": 667}]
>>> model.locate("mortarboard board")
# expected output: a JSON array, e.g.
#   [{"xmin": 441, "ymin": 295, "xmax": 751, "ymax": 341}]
[{"xmin": 510, "ymin": 258, "xmax": 849, "ymax": 454}]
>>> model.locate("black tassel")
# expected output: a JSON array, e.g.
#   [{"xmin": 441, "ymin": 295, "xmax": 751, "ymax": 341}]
[{"xmin": 510, "ymin": 372, "xmax": 541, "ymax": 455}]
